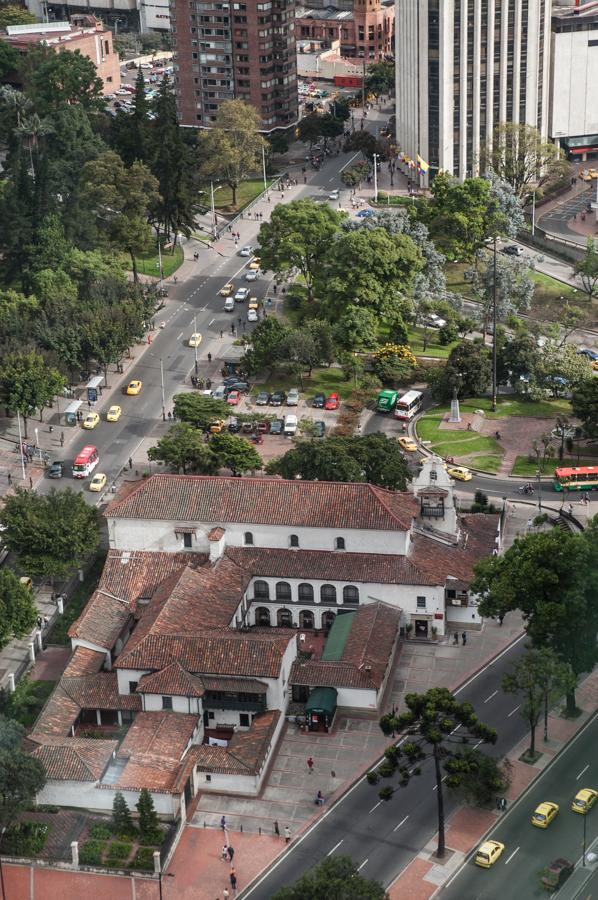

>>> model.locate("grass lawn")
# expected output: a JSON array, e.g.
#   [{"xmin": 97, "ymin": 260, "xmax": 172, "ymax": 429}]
[
  {"xmin": 134, "ymin": 242, "xmax": 184, "ymax": 279},
  {"xmin": 46, "ymin": 554, "xmax": 106, "ymax": 646},
  {"xmin": 250, "ymin": 367, "xmax": 353, "ymax": 400},
  {"xmin": 467, "ymin": 454, "xmax": 502, "ymax": 473},
  {"xmin": 372, "ymin": 195, "xmax": 418, "ymax": 208},
  {"xmin": 416, "ymin": 411, "xmax": 504, "ymax": 469},
  {"xmin": 211, "ymin": 178, "xmax": 275, "ymax": 214},
  {"xmin": 456, "ymin": 396, "xmax": 571, "ymax": 419},
  {"xmin": 512, "ymin": 454, "xmax": 598, "ymax": 477},
  {"xmin": 407, "ymin": 326, "xmax": 457, "ymax": 359}
]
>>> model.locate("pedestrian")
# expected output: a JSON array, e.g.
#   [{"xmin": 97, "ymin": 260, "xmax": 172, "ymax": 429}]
[
  {"xmin": 281, "ymin": 191, "xmax": 284, "ymax": 199},
  {"xmin": 60, "ymin": 431, "xmax": 64, "ymax": 447},
  {"xmin": 284, "ymin": 826, "xmax": 291, "ymax": 844},
  {"xmin": 274, "ymin": 820, "xmax": 280, "ymax": 836},
  {"xmin": 584, "ymin": 491, "xmax": 590, "ymax": 505},
  {"xmin": 273, "ymin": 284, "xmax": 277, "ymax": 295},
  {"xmin": 37, "ymin": 615, "xmax": 42, "ymax": 629},
  {"xmin": 461, "ymin": 631, "xmax": 467, "ymax": 646},
  {"xmin": 220, "ymin": 330, "xmax": 224, "ymax": 339},
  {"xmin": 223, "ymin": 890, "xmax": 230, "ymax": 900},
  {"xmin": 453, "ymin": 632, "xmax": 459, "ymax": 645},
  {"xmin": 29, "ymin": 476, "xmax": 33, "ymax": 490},
  {"xmin": 7, "ymin": 472, "xmax": 12, "ymax": 486},
  {"xmin": 128, "ymin": 457, "xmax": 133, "ymax": 470},
  {"xmin": 229, "ymin": 868, "xmax": 236, "ymax": 887},
  {"xmin": 220, "ymin": 844, "xmax": 229, "ymax": 861},
  {"xmin": 208, "ymin": 353, "xmax": 212, "ymax": 363},
  {"xmin": 498, "ymin": 613, "xmax": 504, "ymax": 626},
  {"xmin": 307, "ymin": 756, "xmax": 314, "ymax": 773},
  {"xmin": 235, "ymin": 240, "xmax": 238, "ymax": 249},
  {"xmin": 227, "ymin": 845, "xmax": 234, "ymax": 862},
  {"xmin": 568, "ymin": 503, "xmax": 574, "ymax": 515},
  {"xmin": 527, "ymin": 518, "xmax": 533, "ymax": 530},
  {"xmin": 43, "ymin": 615, "xmax": 49, "ymax": 627},
  {"xmin": 87, "ymin": 399, "xmax": 92, "ymax": 409},
  {"xmin": 220, "ymin": 815, "xmax": 226, "ymax": 832}
]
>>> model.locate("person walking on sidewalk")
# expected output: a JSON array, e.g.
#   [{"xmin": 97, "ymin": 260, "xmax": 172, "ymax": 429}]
[
  {"xmin": 220, "ymin": 815, "xmax": 227, "ymax": 833},
  {"xmin": 7, "ymin": 472, "xmax": 11, "ymax": 487},
  {"xmin": 229, "ymin": 869, "xmax": 237, "ymax": 894},
  {"xmin": 307, "ymin": 756, "xmax": 314, "ymax": 773},
  {"xmin": 208, "ymin": 353, "xmax": 212, "ymax": 363},
  {"xmin": 453, "ymin": 632, "xmax": 458, "ymax": 645},
  {"xmin": 461, "ymin": 632, "xmax": 467, "ymax": 646},
  {"xmin": 227, "ymin": 845, "xmax": 234, "ymax": 862},
  {"xmin": 284, "ymin": 826, "xmax": 291, "ymax": 844},
  {"xmin": 223, "ymin": 890, "xmax": 230, "ymax": 900},
  {"xmin": 220, "ymin": 844, "xmax": 229, "ymax": 861}
]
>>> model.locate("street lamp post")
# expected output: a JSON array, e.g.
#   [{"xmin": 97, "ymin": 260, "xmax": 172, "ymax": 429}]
[
  {"xmin": 373, "ymin": 153, "xmax": 378, "ymax": 203},
  {"xmin": 160, "ymin": 357, "xmax": 166, "ymax": 421},
  {"xmin": 536, "ymin": 468, "xmax": 542, "ymax": 512},
  {"xmin": 492, "ymin": 235, "xmax": 498, "ymax": 412},
  {"xmin": 210, "ymin": 183, "xmax": 224, "ymax": 239},
  {"xmin": 261, "ymin": 144, "xmax": 268, "ymax": 191},
  {"xmin": 194, "ymin": 315, "xmax": 199, "ymax": 375}
]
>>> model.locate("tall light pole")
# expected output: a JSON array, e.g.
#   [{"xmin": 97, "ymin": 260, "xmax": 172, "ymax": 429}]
[
  {"xmin": 160, "ymin": 357, "xmax": 166, "ymax": 421},
  {"xmin": 492, "ymin": 235, "xmax": 498, "ymax": 412},
  {"xmin": 583, "ymin": 809, "xmax": 588, "ymax": 867},
  {"xmin": 531, "ymin": 190, "xmax": 536, "ymax": 238},
  {"xmin": 210, "ymin": 183, "xmax": 223, "ymax": 239},
  {"xmin": 536, "ymin": 468, "xmax": 542, "ymax": 512},
  {"xmin": 157, "ymin": 240, "xmax": 164, "ymax": 288},
  {"xmin": 193, "ymin": 315, "xmax": 199, "ymax": 375},
  {"xmin": 373, "ymin": 153, "xmax": 378, "ymax": 203},
  {"xmin": 16, "ymin": 411, "xmax": 26, "ymax": 481},
  {"xmin": 261, "ymin": 144, "xmax": 268, "ymax": 190}
]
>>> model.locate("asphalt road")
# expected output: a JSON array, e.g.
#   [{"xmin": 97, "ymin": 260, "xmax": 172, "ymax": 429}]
[
  {"xmin": 242, "ymin": 634, "xmax": 529, "ymax": 897},
  {"xmin": 438, "ymin": 711, "xmax": 598, "ymax": 900}
]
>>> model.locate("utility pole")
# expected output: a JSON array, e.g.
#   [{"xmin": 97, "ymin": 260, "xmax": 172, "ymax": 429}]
[
  {"xmin": 194, "ymin": 315, "xmax": 198, "ymax": 375},
  {"xmin": 261, "ymin": 144, "xmax": 267, "ymax": 190},
  {"xmin": 160, "ymin": 358, "xmax": 166, "ymax": 421},
  {"xmin": 492, "ymin": 235, "xmax": 498, "ymax": 412},
  {"xmin": 373, "ymin": 153, "xmax": 378, "ymax": 202},
  {"xmin": 362, "ymin": 58, "xmax": 366, "ymax": 109}
]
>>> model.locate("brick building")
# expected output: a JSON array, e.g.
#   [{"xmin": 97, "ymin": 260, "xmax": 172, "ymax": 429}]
[
  {"xmin": 296, "ymin": 0, "xmax": 394, "ymax": 61},
  {"xmin": 0, "ymin": 16, "xmax": 120, "ymax": 95},
  {"xmin": 171, "ymin": 0, "xmax": 299, "ymax": 130}
]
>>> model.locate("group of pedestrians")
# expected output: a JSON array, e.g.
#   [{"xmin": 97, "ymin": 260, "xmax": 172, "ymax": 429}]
[{"xmin": 453, "ymin": 631, "xmax": 468, "ymax": 646}]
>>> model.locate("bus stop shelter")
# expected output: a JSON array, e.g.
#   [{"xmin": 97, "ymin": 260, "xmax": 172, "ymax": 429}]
[
  {"xmin": 305, "ymin": 687, "xmax": 337, "ymax": 733},
  {"xmin": 86, "ymin": 375, "xmax": 104, "ymax": 402},
  {"xmin": 63, "ymin": 400, "xmax": 83, "ymax": 426}
]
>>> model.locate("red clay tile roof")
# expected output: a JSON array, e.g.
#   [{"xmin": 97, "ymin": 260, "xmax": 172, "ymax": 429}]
[
  {"xmin": 118, "ymin": 711, "xmax": 198, "ymax": 763},
  {"xmin": 200, "ymin": 676, "xmax": 268, "ymax": 694},
  {"xmin": 106, "ymin": 475, "xmax": 418, "ymax": 531},
  {"xmin": 62, "ymin": 647, "xmax": 106, "ymax": 678},
  {"xmin": 226, "ymin": 547, "xmax": 436, "ymax": 585},
  {"xmin": 290, "ymin": 660, "xmax": 378, "ymax": 690},
  {"xmin": 61, "ymin": 673, "xmax": 141, "ymax": 711},
  {"xmin": 115, "ymin": 631, "xmax": 293, "ymax": 679},
  {"xmin": 411, "ymin": 514, "xmax": 499, "ymax": 585},
  {"xmin": 137, "ymin": 663, "xmax": 205, "ymax": 698},
  {"xmin": 29, "ymin": 737, "xmax": 117, "ymax": 782},
  {"xmin": 30, "ymin": 684, "xmax": 81, "ymax": 737},
  {"xmin": 208, "ymin": 527, "xmax": 225, "ymax": 541},
  {"xmin": 185, "ymin": 744, "xmax": 250, "ymax": 776},
  {"xmin": 190, "ymin": 710, "xmax": 281, "ymax": 776}
]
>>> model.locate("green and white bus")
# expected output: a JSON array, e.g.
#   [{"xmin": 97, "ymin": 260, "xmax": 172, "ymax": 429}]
[{"xmin": 553, "ymin": 466, "xmax": 598, "ymax": 492}]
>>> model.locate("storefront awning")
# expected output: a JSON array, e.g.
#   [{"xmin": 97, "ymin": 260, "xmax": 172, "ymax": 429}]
[{"xmin": 305, "ymin": 687, "xmax": 337, "ymax": 717}]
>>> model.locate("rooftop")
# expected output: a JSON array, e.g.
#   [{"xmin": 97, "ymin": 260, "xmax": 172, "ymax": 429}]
[{"xmin": 29, "ymin": 736, "xmax": 117, "ymax": 782}]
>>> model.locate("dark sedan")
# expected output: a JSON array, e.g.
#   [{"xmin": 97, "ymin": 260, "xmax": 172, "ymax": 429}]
[
  {"xmin": 270, "ymin": 419, "xmax": 284, "ymax": 435},
  {"xmin": 270, "ymin": 391, "xmax": 286, "ymax": 406},
  {"xmin": 47, "ymin": 461, "xmax": 63, "ymax": 478},
  {"xmin": 312, "ymin": 392, "xmax": 326, "ymax": 408}
]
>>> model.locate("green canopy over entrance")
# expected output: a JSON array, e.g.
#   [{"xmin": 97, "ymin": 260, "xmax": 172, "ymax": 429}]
[{"xmin": 305, "ymin": 687, "xmax": 338, "ymax": 732}]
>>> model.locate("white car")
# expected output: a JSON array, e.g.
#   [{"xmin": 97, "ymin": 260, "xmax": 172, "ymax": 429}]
[
  {"xmin": 234, "ymin": 287, "xmax": 250, "ymax": 302},
  {"xmin": 245, "ymin": 269, "xmax": 258, "ymax": 281},
  {"xmin": 239, "ymin": 245, "xmax": 253, "ymax": 257},
  {"xmin": 424, "ymin": 313, "xmax": 447, "ymax": 329},
  {"xmin": 116, "ymin": 89, "xmax": 130, "ymax": 95},
  {"xmin": 329, "ymin": 189, "xmax": 339, "ymax": 200},
  {"xmin": 247, "ymin": 309, "xmax": 258, "ymax": 322},
  {"xmin": 286, "ymin": 388, "xmax": 300, "ymax": 406},
  {"xmin": 140, "ymin": 63, "xmax": 152, "ymax": 69},
  {"xmin": 224, "ymin": 297, "xmax": 235, "ymax": 311}
]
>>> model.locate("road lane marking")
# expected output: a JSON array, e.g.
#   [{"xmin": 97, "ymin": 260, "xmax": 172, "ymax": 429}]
[
  {"xmin": 433, "ymin": 776, "xmax": 447, "ymax": 791},
  {"xmin": 176, "ymin": 332, "xmax": 183, "ymax": 340},
  {"xmin": 505, "ymin": 847, "xmax": 519, "ymax": 865},
  {"xmin": 454, "ymin": 632, "xmax": 527, "ymax": 696},
  {"xmin": 327, "ymin": 840, "xmax": 343, "ymax": 856},
  {"xmin": 484, "ymin": 690, "xmax": 498, "ymax": 703},
  {"xmin": 450, "ymin": 725, "xmax": 461, "ymax": 735},
  {"xmin": 357, "ymin": 859, "xmax": 368, "ymax": 871},
  {"xmin": 393, "ymin": 816, "xmax": 409, "ymax": 832},
  {"xmin": 340, "ymin": 151, "xmax": 361, "ymax": 173},
  {"xmin": 577, "ymin": 764, "xmax": 590, "ymax": 780},
  {"xmin": 473, "ymin": 740, "xmax": 483, "ymax": 749},
  {"xmin": 369, "ymin": 801, "xmax": 382, "ymax": 813},
  {"xmin": 209, "ymin": 318, "xmax": 215, "ymax": 326},
  {"xmin": 508, "ymin": 705, "xmax": 521, "ymax": 717}
]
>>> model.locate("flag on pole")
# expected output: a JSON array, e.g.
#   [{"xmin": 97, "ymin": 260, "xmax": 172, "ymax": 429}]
[{"xmin": 416, "ymin": 154, "xmax": 430, "ymax": 174}]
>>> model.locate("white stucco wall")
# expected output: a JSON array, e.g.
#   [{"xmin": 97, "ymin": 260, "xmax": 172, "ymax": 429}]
[
  {"xmin": 335, "ymin": 686, "xmax": 378, "ymax": 710},
  {"xmin": 37, "ymin": 781, "xmax": 178, "ymax": 818},
  {"xmin": 141, "ymin": 693, "xmax": 203, "ymax": 716}
]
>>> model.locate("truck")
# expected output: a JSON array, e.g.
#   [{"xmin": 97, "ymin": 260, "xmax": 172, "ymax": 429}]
[{"xmin": 376, "ymin": 389, "xmax": 398, "ymax": 413}]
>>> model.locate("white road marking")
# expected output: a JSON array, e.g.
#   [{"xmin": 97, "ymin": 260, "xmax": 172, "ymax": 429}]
[
  {"xmin": 327, "ymin": 840, "xmax": 343, "ymax": 856},
  {"xmin": 577, "ymin": 764, "xmax": 590, "ymax": 780},
  {"xmin": 176, "ymin": 332, "xmax": 183, "ymax": 340},
  {"xmin": 450, "ymin": 725, "xmax": 461, "ymax": 735},
  {"xmin": 208, "ymin": 318, "xmax": 215, "ymax": 326},
  {"xmin": 369, "ymin": 801, "xmax": 382, "ymax": 814},
  {"xmin": 473, "ymin": 740, "xmax": 483, "ymax": 749},
  {"xmin": 357, "ymin": 859, "xmax": 368, "ymax": 871},
  {"xmin": 340, "ymin": 151, "xmax": 362, "ymax": 173},
  {"xmin": 508, "ymin": 705, "xmax": 521, "ymax": 718},
  {"xmin": 393, "ymin": 816, "xmax": 409, "ymax": 832},
  {"xmin": 484, "ymin": 690, "xmax": 498, "ymax": 703},
  {"xmin": 433, "ymin": 776, "xmax": 447, "ymax": 792},
  {"xmin": 505, "ymin": 847, "xmax": 519, "ymax": 865}
]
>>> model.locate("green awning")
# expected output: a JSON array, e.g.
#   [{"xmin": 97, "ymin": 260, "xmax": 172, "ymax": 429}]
[
  {"xmin": 322, "ymin": 611, "xmax": 355, "ymax": 661},
  {"xmin": 305, "ymin": 687, "xmax": 338, "ymax": 716}
]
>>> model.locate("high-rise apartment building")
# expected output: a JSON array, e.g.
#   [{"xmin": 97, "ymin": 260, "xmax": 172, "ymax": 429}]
[
  {"xmin": 172, "ymin": 0, "xmax": 299, "ymax": 130},
  {"xmin": 396, "ymin": 0, "xmax": 552, "ymax": 181}
]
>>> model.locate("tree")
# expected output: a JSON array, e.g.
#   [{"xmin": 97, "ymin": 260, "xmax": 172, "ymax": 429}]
[
  {"xmin": 0, "ymin": 351, "xmax": 65, "ymax": 437},
  {"xmin": 378, "ymin": 688, "xmax": 497, "ymax": 857},
  {"xmin": 485, "ymin": 123, "xmax": 570, "ymax": 199},
  {"xmin": 22, "ymin": 47, "xmax": 105, "ymax": 112},
  {"xmin": 210, "ymin": 433, "xmax": 263, "ymax": 475},
  {"xmin": 0, "ymin": 41, "xmax": 19, "ymax": 81},
  {"xmin": 148, "ymin": 423, "xmax": 217, "ymax": 474},
  {"xmin": 0, "ymin": 715, "xmax": 45, "ymax": 832},
  {"xmin": 472, "ymin": 529, "xmax": 598, "ymax": 715},
  {"xmin": 431, "ymin": 342, "xmax": 492, "ymax": 402},
  {"xmin": 318, "ymin": 113, "xmax": 344, "ymax": 146},
  {"xmin": 112, "ymin": 791, "xmax": 135, "ymax": 836},
  {"xmin": 258, "ymin": 200, "xmax": 343, "ymax": 302},
  {"xmin": 332, "ymin": 305, "xmax": 379, "ymax": 351},
  {"xmin": 0, "ymin": 5, "xmax": 37, "ymax": 27},
  {"xmin": 241, "ymin": 316, "xmax": 289, "ymax": 375},
  {"xmin": 340, "ymin": 167, "xmax": 361, "ymax": 191},
  {"xmin": 279, "ymin": 329, "xmax": 320, "ymax": 385},
  {"xmin": 0, "ymin": 570, "xmax": 37, "ymax": 649},
  {"xmin": 575, "ymin": 238, "xmax": 598, "ymax": 299},
  {"xmin": 350, "ymin": 433, "xmax": 410, "ymax": 490},
  {"xmin": 364, "ymin": 60, "xmax": 395, "ymax": 98},
  {"xmin": 445, "ymin": 749, "xmax": 512, "ymax": 808},
  {"xmin": 497, "ymin": 330, "xmax": 541, "ymax": 387},
  {"xmin": 272, "ymin": 855, "xmax": 387, "ymax": 900},
  {"xmin": 172, "ymin": 393, "xmax": 231, "ymax": 430},
  {"xmin": 533, "ymin": 342, "xmax": 592, "ymax": 398},
  {"xmin": 372, "ymin": 344, "xmax": 417, "ymax": 386},
  {"xmin": 571, "ymin": 378, "xmax": 598, "ymax": 438},
  {"xmin": 268, "ymin": 132, "xmax": 289, "ymax": 155},
  {"xmin": 199, "ymin": 99, "xmax": 265, "ymax": 207},
  {"xmin": 136, "ymin": 788, "xmax": 161, "ymax": 841},
  {"xmin": 466, "ymin": 255, "xmax": 534, "ymax": 338},
  {"xmin": 502, "ymin": 647, "xmax": 576, "ymax": 758},
  {"xmin": 0, "ymin": 488, "xmax": 99, "ymax": 580},
  {"xmin": 297, "ymin": 113, "xmax": 323, "ymax": 147}
]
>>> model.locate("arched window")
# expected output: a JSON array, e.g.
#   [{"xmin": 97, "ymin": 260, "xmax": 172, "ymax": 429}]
[
  {"xmin": 322, "ymin": 610, "xmax": 336, "ymax": 631},
  {"xmin": 343, "ymin": 585, "xmax": 360, "ymax": 605},
  {"xmin": 320, "ymin": 584, "xmax": 337, "ymax": 605},
  {"xmin": 254, "ymin": 580, "xmax": 269, "ymax": 600},
  {"xmin": 244, "ymin": 532, "xmax": 254, "ymax": 546},
  {"xmin": 335, "ymin": 537, "xmax": 346, "ymax": 550},
  {"xmin": 277, "ymin": 608, "xmax": 292, "ymax": 627},
  {"xmin": 298, "ymin": 583, "xmax": 314, "ymax": 603},
  {"xmin": 299, "ymin": 609, "xmax": 314, "ymax": 629},
  {"xmin": 289, "ymin": 534, "xmax": 299, "ymax": 548},
  {"xmin": 255, "ymin": 607, "xmax": 270, "ymax": 626},
  {"xmin": 276, "ymin": 581, "xmax": 292, "ymax": 601}
]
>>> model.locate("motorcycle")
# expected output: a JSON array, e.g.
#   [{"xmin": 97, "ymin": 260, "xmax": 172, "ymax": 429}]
[{"xmin": 517, "ymin": 483, "xmax": 535, "ymax": 495}]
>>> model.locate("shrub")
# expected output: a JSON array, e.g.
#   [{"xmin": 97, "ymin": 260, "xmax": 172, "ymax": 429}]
[
  {"xmin": 378, "ymin": 786, "xmax": 394, "ymax": 800},
  {"xmin": 108, "ymin": 841, "xmax": 133, "ymax": 860},
  {"xmin": 131, "ymin": 846, "xmax": 156, "ymax": 870},
  {"xmin": 2, "ymin": 822, "xmax": 49, "ymax": 856},
  {"xmin": 89, "ymin": 824, "xmax": 112, "ymax": 841},
  {"xmin": 384, "ymin": 746, "xmax": 399, "ymax": 764},
  {"xmin": 112, "ymin": 792, "xmax": 135, "ymax": 836},
  {"xmin": 79, "ymin": 840, "xmax": 106, "ymax": 866},
  {"xmin": 378, "ymin": 761, "xmax": 397, "ymax": 778},
  {"xmin": 136, "ymin": 788, "xmax": 161, "ymax": 843},
  {"xmin": 35, "ymin": 805, "xmax": 59, "ymax": 814},
  {"xmin": 366, "ymin": 771, "xmax": 380, "ymax": 785}
]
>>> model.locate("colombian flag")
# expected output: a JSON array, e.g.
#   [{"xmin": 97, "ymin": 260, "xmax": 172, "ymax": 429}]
[{"xmin": 417, "ymin": 154, "xmax": 430, "ymax": 174}]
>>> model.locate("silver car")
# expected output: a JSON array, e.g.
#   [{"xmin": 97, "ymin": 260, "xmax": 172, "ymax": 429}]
[{"xmin": 286, "ymin": 388, "xmax": 300, "ymax": 406}]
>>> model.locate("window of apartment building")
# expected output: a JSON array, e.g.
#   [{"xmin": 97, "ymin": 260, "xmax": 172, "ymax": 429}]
[
  {"xmin": 254, "ymin": 580, "xmax": 269, "ymax": 599},
  {"xmin": 104, "ymin": 40, "xmax": 110, "ymax": 54},
  {"xmin": 129, "ymin": 681, "xmax": 138, "ymax": 694},
  {"xmin": 416, "ymin": 596, "xmax": 426, "ymax": 610},
  {"xmin": 289, "ymin": 534, "xmax": 299, "ymax": 548},
  {"xmin": 162, "ymin": 696, "xmax": 173, "ymax": 710},
  {"xmin": 239, "ymin": 713, "xmax": 250, "ymax": 727},
  {"xmin": 298, "ymin": 583, "xmax": 314, "ymax": 603},
  {"xmin": 321, "ymin": 584, "xmax": 337, "ymax": 605}
]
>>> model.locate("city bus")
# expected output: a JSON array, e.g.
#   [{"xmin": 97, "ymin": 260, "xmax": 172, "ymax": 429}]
[
  {"xmin": 553, "ymin": 466, "xmax": 598, "ymax": 492},
  {"xmin": 72, "ymin": 445, "xmax": 99, "ymax": 478},
  {"xmin": 394, "ymin": 390, "xmax": 423, "ymax": 421}
]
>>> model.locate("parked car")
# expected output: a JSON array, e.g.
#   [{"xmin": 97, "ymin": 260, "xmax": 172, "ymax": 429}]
[
  {"xmin": 241, "ymin": 422, "xmax": 254, "ymax": 434},
  {"xmin": 239, "ymin": 245, "xmax": 253, "ymax": 256},
  {"xmin": 329, "ymin": 189, "xmax": 339, "ymax": 200},
  {"xmin": 255, "ymin": 391, "xmax": 270, "ymax": 406},
  {"xmin": 578, "ymin": 348, "xmax": 598, "ymax": 361},
  {"xmin": 356, "ymin": 208, "xmax": 375, "ymax": 218},
  {"xmin": 227, "ymin": 390, "xmax": 241, "ymax": 406},
  {"xmin": 270, "ymin": 418, "xmax": 284, "ymax": 435},
  {"xmin": 228, "ymin": 417, "xmax": 241, "ymax": 433},
  {"xmin": 47, "ymin": 460, "xmax": 63, "ymax": 479},
  {"xmin": 209, "ymin": 419, "xmax": 226, "ymax": 433},
  {"xmin": 256, "ymin": 421, "xmax": 270, "ymax": 434},
  {"xmin": 284, "ymin": 414, "xmax": 298, "ymax": 435},
  {"xmin": 286, "ymin": 388, "xmax": 300, "ymax": 406},
  {"xmin": 540, "ymin": 859, "xmax": 573, "ymax": 891},
  {"xmin": 226, "ymin": 381, "xmax": 249, "ymax": 394},
  {"xmin": 89, "ymin": 472, "xmax": 107, "ymax": 492},
  {"xmin": 211, "ymin": 385, "xmax": 227, "ymax": 400},
  {"xmin": 270, "ymin": 391, "xmax": 286, "ymax": 406},
  {"xmin": 223, "ymin": 375, "xmax": 242, "ymax": 386},
  {"xmin": 503, "ymin": 244, "xmax": 523, "ymax": 256},
  {"xmin": 312, "ymin": 392, "xmax": 326, "ymax": 409},
  {"xmin": 314, "ymin": 420, "xmax": 326, "ymax": 437},
  {"xmin": 324, "ymin": 392, "xmax": 340, "ymax": 410},
  {"xmin": 234, "ymin": 287, "xmax": 250, "ymax": 302},
  {"xmin": 424, "ymin": 313, "xmax": 447, "ymax": 329}
]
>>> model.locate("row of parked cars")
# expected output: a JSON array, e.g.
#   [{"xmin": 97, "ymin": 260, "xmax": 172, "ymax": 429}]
[{"xmin": 254, "ymin": 390, "xmax": 341, "ymax": 410}]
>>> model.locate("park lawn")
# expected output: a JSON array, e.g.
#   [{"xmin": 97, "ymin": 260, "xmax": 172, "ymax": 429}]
[
  {"xmin": 46, "ymin": 554, "xmax": 106, "ymax": 646},
  {"xmin": 462, "ymin": 453, "xmax": 502, "ymax": 473},
  {"xmin": 134, "ymin": 242, "xmax": 183, "ymax": 279},
  {"xmin": 416, "ymin": 410, "xmax": 503, "ymax": 469},
  {"xmin": 512, "ymin": 453, "xmax": 598, "ymax": 477},
  {"xmin": 250, "ymin": 367, "xmax": 353, "ymax": 400},
  {"xmin": 212, "ymin": 178, "xmax": 275, "ymax": 214},
  {"xmin": 457, "ymin": 396, "xmax": 571, "ymax": 418},
  {"xmin": 445, "ymin": 262, "xmax": 473, "ymax": 299},
  {"xmin": 372, "ymin": 195, "xmax": 418, "ymax": 208},
  {"xmin": 407, "ymin": 326, "xmax": 457, "ymax": 359}
]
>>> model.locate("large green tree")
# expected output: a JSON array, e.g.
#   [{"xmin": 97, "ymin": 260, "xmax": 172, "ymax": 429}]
[
  {"xmin": 199, "ymin": 99, "xmax": 264, "ymax": 207},
  {"xmin": 0, "ymin": 570, "xmax": 38, "ymax": 649},
  {"xmin": 571, "ymin": 378, "xmax": 598, "ymax": 438},
  {"xmin": 575, "ymin": 238, "xmax": 598, "ymax": 299},
  {"xmin": 364, "ymin": 60, "xmax": 395, "ymax": 97},
  {"xmin": 430, "ymin": 341, "xmax": 492, "ymax": 402},
  {"xmin": 0, "ymin": 715, "xmax": 46, "ymax": 832},
  {"xmin": 272, "ymin": 855, "xmax": 387, "ymax": 900},
  {"xmin": 378, "ymin": 689, "xmax": 497, "ymax": 857},
  {"xmin": 148, "ymin": 423, "xmax": 217, "ymax": 474},
  {"xmin": 172, "ymin": 393, "xmax": 231, "ymax": 430},
  {"xmin": 485, "ymin": 123, "xmax": 570, "ymax": 199},
  {"xmin": 0, "ymin": 4, "xmax": 37, "ymax": 27},
  {"xmin": 209, "ymin": 432, "xmax": 263, "ymax": 475},
  {"xmin": 0, "ymin": 351, "xmax": 65, "ymax": 437},
  {"xmin": 0, "ymin": 488, "xmax": 99, "ymax": 580},
  {"xmin": 466, "ymin": 254, "xmax": 534, "ymax": 337},
  {"xmin": 22, "ymin": 47, "xmax": 105, "ymax": 113}
]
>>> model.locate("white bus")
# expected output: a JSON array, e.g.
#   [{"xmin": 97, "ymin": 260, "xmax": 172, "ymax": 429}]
[{"xmin": 394, "ymin": 390, "xmax": 423, "ymax": 421}]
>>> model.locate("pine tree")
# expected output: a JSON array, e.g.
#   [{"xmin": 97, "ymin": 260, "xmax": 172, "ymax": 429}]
[
  {"xmin": 112, "ymin": 791, "xmax": 134, "ymax": 835},
  {"xmin": 136, "ymin": 787, "xmax": 161, "ymax": 841}
]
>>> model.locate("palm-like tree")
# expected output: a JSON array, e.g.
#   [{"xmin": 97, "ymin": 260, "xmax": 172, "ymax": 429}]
[{"xmin": 16, "ymin": 112, "xmax": 53, "ymax": 179}]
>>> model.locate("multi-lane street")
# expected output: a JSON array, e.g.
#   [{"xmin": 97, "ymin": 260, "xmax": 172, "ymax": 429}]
[{"xmin": 244, "ymin": 635, "xmax": 529, "ymax": 897}]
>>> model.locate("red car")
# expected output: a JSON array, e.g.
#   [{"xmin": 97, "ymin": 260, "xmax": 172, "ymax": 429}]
[
  {"xmin": 324, "ymin": 392, "xmax": 340, "ymax": 410},
  {"xmin": 227, "ymin": 390, "xmax": 241, "ymax": 406}
]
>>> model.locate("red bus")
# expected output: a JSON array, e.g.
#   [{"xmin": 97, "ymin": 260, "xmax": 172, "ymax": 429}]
[{"xmin": 72, "ymin": 445, "xmax": 99, "ymax": 478}]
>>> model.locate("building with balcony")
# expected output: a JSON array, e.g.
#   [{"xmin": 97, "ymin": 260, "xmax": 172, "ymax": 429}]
[
  {"xmin": 296, "ymin": 0, "xmax": 395, "ymax": 61},
  {"xmin": 171, "ymin": 0, "xmax": 299, "ymax": 130}
]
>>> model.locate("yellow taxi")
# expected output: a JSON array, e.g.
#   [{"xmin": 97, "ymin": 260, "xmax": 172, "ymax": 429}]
[
  {"xmin": 248, "ymin": 297, "xmax": 259, "ymax": 310},
  {"xmin": 248, "ymin": 257, "xmax": 261, "ymax": 270},
  {"xmin": 188, "ymin": 333, "xmax": 202, "ymax": 348},
  {"xmin": 572, "ymin": 788, "xmax": 598, "ymax": 814},
  {"xmin": 82, "ymin": 412, "xmax": 100, "ymax": 430},
  {"xmin": 580, "ymin": 171, "xmax": 593, "ymax": 182},
  {"xmin": 531, "ymin": 801, "xmax": 559, "ymax": 828},
  {"xmin": 106, "ymin": 405, "xmax": 122, "ymax": 422},
  {"xmin": 589, "ymin": 168, "xmax": 598, "ymax": 179},
  {"xmin": 399, "ymin": 436, "xmax": 418, "ymax": 452},
  {"xmin": 89, "ymin": 472, "xmax": 107, "ymax": 492},
  {"xmin": 474, "ymin": 840, "xmax": 504, "ymax": 868},
  {"xmin": 209, "ymin": 419, "xmax": 226, "ymax": 434},
  {"xmin": 219, "ymin": 282, "xmax": 234, "ymax": 296},
  {"xmin": 126, "ymin": 380, "xmax": 143, "ymax": 395},
  {"xmin": 591, "ymin": 360, "xmax": 598, "ymax": 371},
  {"xmin": 447, "ymin": 465, "xmax": 473, "ymax": 482}
]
